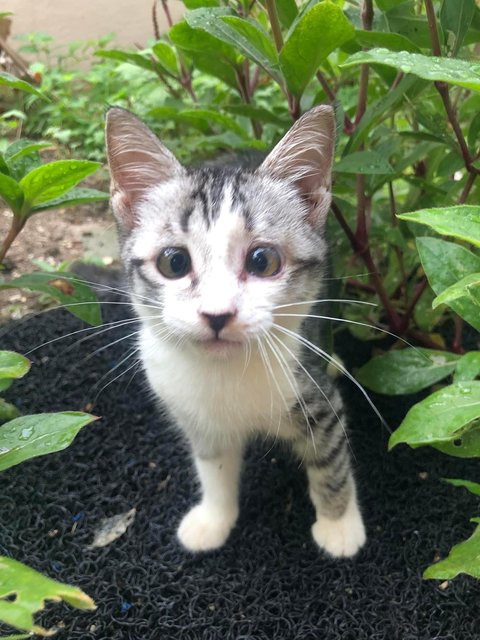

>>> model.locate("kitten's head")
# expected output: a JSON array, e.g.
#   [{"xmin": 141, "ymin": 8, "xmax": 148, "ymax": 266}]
[{"xmin": 105, "ymin": 106, "xmax": 335, "ymax": 357}]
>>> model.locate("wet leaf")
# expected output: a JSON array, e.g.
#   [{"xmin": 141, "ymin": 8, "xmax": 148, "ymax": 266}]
[
  {"xmin": 0, "ymin": 412, "xmax": 98, "ymax": 472},
  {"xmin": 30, "ymin": 187, "xmax": 109, "ymax": 214},
  {"xmin": 20, "ymin": 160, "xmax": 101, "ymax": 208},
  {"xmin": 341, "ymin": 49, "xmax": 480, "ymax": 92},
  {"xmin": 0, "ymin": 351, "xmax": 30, "ymax": 380},
  {"xmin": 0, "ymin": 555, "xmax": 95, "ymax": 635},
  {"xmin": 416, "ymin": 237, "xmax": 480, "ymax": 332},
  {"xmin": 356, "ymin": 348, "xmax": 459, "ymax": 395},
  {"xmin": 335, "ymin": 151, "xmax": 394, "ymax": 175},
  {"xmin": 397, "ymin": 205, "xmax": 480, "ymax": 247},
  {"xmin": 423, "ymin": 523, "xmax": 480, "ymax": 579},
  {"xmin": 280, "ymin": 1, "xmax": 354, "ymax": 96},
  {"xmin": 389, "ymin": 381, "xmax": 480, "ymax": 450}
]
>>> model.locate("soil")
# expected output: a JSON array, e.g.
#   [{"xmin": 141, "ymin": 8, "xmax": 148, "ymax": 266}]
[{"xmin": 0, "ymin": 179, "xmax": 119, "ymax": 321}]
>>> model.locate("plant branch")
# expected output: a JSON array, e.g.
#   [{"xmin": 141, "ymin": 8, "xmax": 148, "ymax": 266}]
[
  {"xmin": 355, "ymin": 0, "xmax": 373, "ymax": 125},
  {"xmin": 400, "ymin": 277, "xmax": 428, "ymax": 332},
  {"xmin": 458, "ymin": 172, "xmax": 476, "ymax": 204},
  {"xmin": 0, "ymin": 215, "xmax": 25, "ymax": 265},
  {"xmin": 265, "ymin": 0, "xmax": 284, "ymax": 52},
  {"xmin": 424, "ymin": 0, "xmax": 442, "ymax": 56}
]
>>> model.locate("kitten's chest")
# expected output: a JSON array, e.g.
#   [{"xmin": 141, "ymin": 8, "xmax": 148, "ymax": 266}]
[{"xmin": 139, "ymin": 326, "xmax": 299, "ymax": 435}]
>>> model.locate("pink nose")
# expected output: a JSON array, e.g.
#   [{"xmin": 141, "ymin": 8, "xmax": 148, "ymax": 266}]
[{"xmin": 201, "ymin": 312, "xmax": 234, "ymax": 335}]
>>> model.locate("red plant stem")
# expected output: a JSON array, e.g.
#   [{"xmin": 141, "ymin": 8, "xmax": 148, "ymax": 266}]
[
  {"xmin": 458, "ymin": 172, "xmax": 477, "ymax": 204},
  {"xmin": 346, "ymin": 278, "xmax": 377, "ymax": 294},
  {"xmin": 161, "ymin": 0, "xmax": 174, "ymax": 29},
  {"xmin": 0, "ymin": 216, "xmax": 25, "ymax": 265},
  {"xmin": 152, "ymin": 1, "xmax": 160, "ymax": 40},
  {"xmin": 315, "ymin": 72, "xmax": 354, "ymax": 133},
  {"xmin": 234, "ymin": 67, "xmax": 263, "ymax": 138},
  {"xmin": 354, "ymin": 0, "xmax": 373, "ymax": 125},
  {"xmin": 424, "ymin": 0, "xmax": 442, "ymax": 56},
  {"xmin": 452, "ymin": 316, "xmax": 465, "ymax": 354},
  {"xmin": 400, "ymin": 277, "xmax": 428, "ymax": 332}
]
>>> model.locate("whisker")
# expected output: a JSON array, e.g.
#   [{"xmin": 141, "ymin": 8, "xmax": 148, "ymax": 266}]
[
  {"xmin": 273, "ymin": 298, "xmax": 377, "ymax": 310},
  {"xmin": 273, "ymin": 323, "xmax": 389, "ymax": 431}
]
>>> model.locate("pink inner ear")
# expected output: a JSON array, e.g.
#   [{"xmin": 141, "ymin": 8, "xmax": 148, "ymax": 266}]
[
  {"xmin": 258, "ymin": 106, "xmax": 336, "ymax": 226},
  {"xmin": 105, "ymin": 108, "xmax": 184, "ymax": 228}
]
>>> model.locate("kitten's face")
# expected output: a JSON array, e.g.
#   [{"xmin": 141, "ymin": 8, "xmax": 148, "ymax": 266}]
[{"xmin": 106, "ymin": 107, "xmax": 335, "ymax": 356}]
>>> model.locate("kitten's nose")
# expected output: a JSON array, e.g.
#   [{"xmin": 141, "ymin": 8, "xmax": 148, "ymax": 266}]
[{"xmin": 201, "ymin": 312, "xmax": 234, "ymax": 336}]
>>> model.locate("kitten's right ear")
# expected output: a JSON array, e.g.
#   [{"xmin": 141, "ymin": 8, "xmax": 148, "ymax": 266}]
[{"xmin": 105, "ymin": 107, "xmax": 184, "ymax": 230}]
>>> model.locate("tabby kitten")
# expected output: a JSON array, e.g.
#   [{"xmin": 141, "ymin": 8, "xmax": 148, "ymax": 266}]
[{"xmin": 105, "ymin": 106, "xmax": 366, "ymax": 557}]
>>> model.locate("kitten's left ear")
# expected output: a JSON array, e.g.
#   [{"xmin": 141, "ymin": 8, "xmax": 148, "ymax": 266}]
[
  {"xmin": 258, "ymin": 105, "xmax": 335, "ymax": 226},
  {"xmin": 105, "ymin": 107, "xmax": 185, "ymax": 231}
]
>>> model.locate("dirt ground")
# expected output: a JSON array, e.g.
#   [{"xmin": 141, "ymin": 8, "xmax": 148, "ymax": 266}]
[{"xmin": 0, "ymin": 188, "xmax": 119, "ymax": 321}]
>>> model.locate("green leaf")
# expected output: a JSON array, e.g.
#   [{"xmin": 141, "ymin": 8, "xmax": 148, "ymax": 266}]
[
  {"xmin": 0, "ymin": 71, "xmax": 48, "ymax": 101},
  {"xmin": 432, "ymin": 273, "xmax": 480, "ymax": 309},
  {"xmin": 280, "ymin": 1, "xmax": 355, "ymax": 96},
  {"xmin": 0, "ymin": 271, "xmax": 102, "ymax": 326},
  {"xmin": 0, "ymin": 172, "xmax": 24, "ymax": 215},
  {"xmin": 0, "ymin": 399, "xmax": 20, "ymax": 424},
  {"xmin": 30, "ymin": 187, "xmax": 109, "ymax": 214},
  {"xmin": 398, "ymin": 205, "xmax": 480, "ymax": 247},
  {"xmin": 454, "ymin": 352, "xmax": 480, "ymax": 383},
  {"xmin": 423, "ymin": 524, "xmax": 480, "ymax": 579},
  {"xmin": 274, "ymin": 0, "xmax": 298, "ymax": 29},
  {"xmin": 152, "ymin": 41, "xmax": 179, "ymax": 75},
  {"xmin": 440, "ymin": 0, "xmax": 476, "ymax": 55},
  {"xmin": 356, "ymin": 348, "xmax": 459, "ymax": 395},
  {"xmin": 95, "ymin": 49, "xmax": 155, "ymax": 72},
  {"xmin": 224, "ymin": 104, "xmax": 290, "ymax": 125},
  {"xmin": 0, "ymin": 555, "xmax": 95, "ymax": 634},
  {"xmin": 0, "ymin": 412, "xmax": 97, "ymax": 472},
  {"xmin": 445, "ymin": 478, "xmax": 480, "ymax": 496},
  {"xmin": 354, "ymin": 29, "xmax": 421, "ymax": 53},
  {"xmin": 169, "ymin": 20, "xmax": 239, "ymax": 87},
  {"xmin": 19, "ymin": 160, "xmax": 100, "ymax": 209},
  {"xmin": 335, "ymin": 150, "xmax": 394, "ymax": 175},
  {"xmin": 0, "ymin": 351, "xmax": 30, "ymax": 380},
  {"xmin": 389, "ymin": 381, "xmax": 480, "ymax": 450},
  {"xmin": 5, "ymin": 139, "xmax": 51, "ymax": 164},
  {"xmin": 416, "ymin": 237, "xmax": 480, "ymax": 332},
  {"xmin": 341, "ymin": 49, "xmax": 480, "ymax": 92}
]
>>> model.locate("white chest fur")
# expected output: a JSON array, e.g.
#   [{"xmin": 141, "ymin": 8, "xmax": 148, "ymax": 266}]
[{"xmin": 139, "ymin": 325, "xmax": 299, "ymax": 443}]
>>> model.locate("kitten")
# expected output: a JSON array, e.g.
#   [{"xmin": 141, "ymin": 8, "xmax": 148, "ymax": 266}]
[{"xmin": 105, "ymin": 106, "xmax": 366, "ymax": 557}]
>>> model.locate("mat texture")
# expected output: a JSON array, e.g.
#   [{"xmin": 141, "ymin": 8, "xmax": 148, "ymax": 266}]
[{"xmin": 1, "ymin": 281, "xmax": 479, "ymax": 640}]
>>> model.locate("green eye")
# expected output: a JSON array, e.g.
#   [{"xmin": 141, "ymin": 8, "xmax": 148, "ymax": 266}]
[
  {"xmin": 156, "ymin": 247, "xmax": 191, "ymax": 279},
  {"xmin": 246, "ymin": 246, "xmax": 282, "ymax": 277}
]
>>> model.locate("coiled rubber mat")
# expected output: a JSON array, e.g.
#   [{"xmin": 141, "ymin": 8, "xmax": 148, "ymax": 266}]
[{"xmin": 1, "ymin": 279, "xmax": 479, "ymax": 639}]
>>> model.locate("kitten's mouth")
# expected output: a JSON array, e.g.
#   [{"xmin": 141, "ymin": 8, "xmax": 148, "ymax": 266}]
[{"xmin": 196, "ymin": 336, "xmax": 243, "ymax": 353}]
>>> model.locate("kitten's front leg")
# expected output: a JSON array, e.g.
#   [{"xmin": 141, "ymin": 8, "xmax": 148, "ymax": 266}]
[
  {"xmin": 177, "ymin": 446, "xmax": 243, "ymax": 552},
  {"xmin": 291, "ymin": 389, "xmax": 366, "ymax": 558}
]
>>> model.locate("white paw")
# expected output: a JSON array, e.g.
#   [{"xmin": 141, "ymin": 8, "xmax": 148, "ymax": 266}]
[
  {"xmin": 177, "ymin": 504, "xmax": 238, "ymax": 552},
  {"xmin": 312, "ymin": 498, "xmax": 366, "ymax": 558}
]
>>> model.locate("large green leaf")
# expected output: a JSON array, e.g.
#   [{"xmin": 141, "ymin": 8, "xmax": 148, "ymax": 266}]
[
  {"xmin": 30, "ymin": 187, "xmax": 109, "ymax": 214},
  {"xmin": 169, "ymin": 21, "xmax": 238, "ymax": 87},
  {"xmin": 389, "ymin": 381, "xmax": 480, "ymax": 450},
  {"xmin": 0, "ymin": 555, "xmax": 95, "ymax": 634},
  {"xmin": 440, "ymin": 0, "xmax": 476, "ymax": 55},
  {"xmin": 280, "ymin": 1, "xmax": 355, "ymax": 96},
  {"xmin": 335, "ymin": 151, "xmax": 394, "ymax": 175},
  {"xmin": 0, "ymin": 172, "xmax": 24, "ymax": 215},
  {"xmin": 416, "ymin": 237, "xmax": 480, "ymax": 332},
  {"xmin": 185, "ymin": 9, "xmax": 281, "ymax": 81},
  {"xmin": 0, "ymin": 271, "xmax": 102, "ymax": 326},
  {"xmin": 95, "ymin": 49, "xmax": 156, "ymax": 72},
  {"xmin": 432, "ymin": 273, "xmax": 480, "ymax": 309},
  {"xmin": 398, "ymin": 205, "xmax": 480, "ymax": 247},
  {"xmin": 0, "ymin": 411, "xmax": 97, "ymax": 472},
  {"xmin": 356, "ymin": 348, "xmax": 459, "ymax": 395},
  {"xmin": 341, "ymin": 49, "xmax": 480, "ymax": 92},
  {"xmin": 423, "ymin": 523, "xmax": 480, "ymax": 579},
  {"xmin": 0, "ymin": 351, "xmax": 30, "ymax": 381},
  {"xmin": 19, "ymin": 160, "xmax": 100, "ymax": 209},
  {"xmin": 0, "ymin": 71, "xmax": 48, "ymax": 101}
]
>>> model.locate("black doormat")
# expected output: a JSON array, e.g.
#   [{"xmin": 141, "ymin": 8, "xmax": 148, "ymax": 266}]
[{"xmin": 1, "ymin": 283, "xmax": 479, "ymax": 640}]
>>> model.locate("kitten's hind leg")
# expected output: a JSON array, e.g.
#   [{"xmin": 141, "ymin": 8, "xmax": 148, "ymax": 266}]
[
  {"xmin": 177, "ymin": 446, "xmax": 242, "ymax": 552},
  {"xmin": 290, "ymin": 392, "xmax": 366, "ymax": 558}
]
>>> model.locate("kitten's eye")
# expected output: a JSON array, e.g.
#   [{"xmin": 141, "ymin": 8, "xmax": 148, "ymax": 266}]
[
  {"xmin": 246, "ymin": 246, "xmax": 282, "ymax": 278},
  {"xmin": 156, "ymin": 247, "xmax": 191, "ymax": 279}
]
